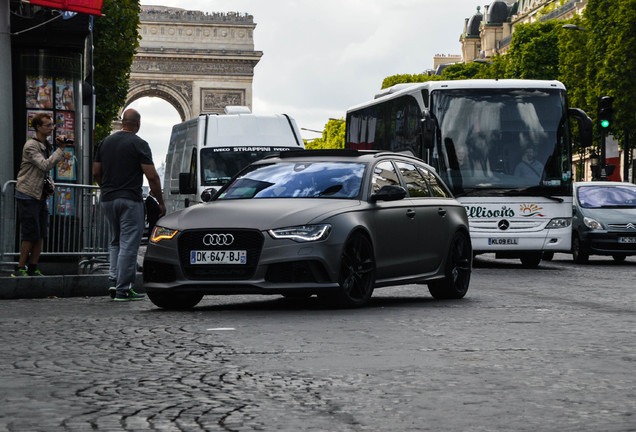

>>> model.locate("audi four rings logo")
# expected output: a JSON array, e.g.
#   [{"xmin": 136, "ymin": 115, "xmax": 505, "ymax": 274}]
[{"xmin": 203, "ymin": 233, "xmax": 234, "ymax": 246}]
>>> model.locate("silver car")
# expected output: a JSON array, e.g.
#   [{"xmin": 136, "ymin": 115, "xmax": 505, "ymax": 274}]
[{"xmin": 143, "ymin": 150, "xmax": 472, "ymax": 309}]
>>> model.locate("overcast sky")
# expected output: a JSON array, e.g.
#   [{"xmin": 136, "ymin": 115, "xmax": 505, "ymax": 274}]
[{"xmin": 132, "ymin": 0, "xmax": 485, "ymax": 168}]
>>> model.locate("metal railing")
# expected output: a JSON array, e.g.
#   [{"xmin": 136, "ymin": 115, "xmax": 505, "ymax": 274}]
[{"xmin": 1, "ymin": 181, "xmax": 111, "ymax": 272}]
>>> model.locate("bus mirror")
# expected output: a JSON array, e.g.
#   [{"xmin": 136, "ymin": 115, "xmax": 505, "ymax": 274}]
[
  {"xmin": 568, "ymin": 108, "xmax": 593, "ymax": 148},
  {"xmin": 421, "ymin": 110, "xmax": 435, "ymax": 149},
  {"xmin": 178, "ymin": 172, "xmax": 196, "ymax": 194}
]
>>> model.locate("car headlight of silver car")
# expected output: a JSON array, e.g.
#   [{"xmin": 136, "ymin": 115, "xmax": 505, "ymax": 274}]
[
  {"xmin": 268, "ymin": 224, "xmax": 332, "ymax": 242},
  {"xmin": 150, "ymin": 226, "xmax": 179, "ymax": 243},
  {"xmin": 583, "ymin": 217, "xmax": 603, "ymax": 230}
]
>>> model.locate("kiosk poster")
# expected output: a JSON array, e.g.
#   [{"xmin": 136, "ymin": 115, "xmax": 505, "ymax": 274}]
[
  {"xmin": 26, "ymin": 109, "xmax": 52, "ymax": 139},
  {"xmin": 55, "ymin": 112, "xmax": 75, "ymax": 141},
  {"xmin": 54, "ymin": 186, "xmax": 75, "ymax": 216},
  {"xmin": 26, "ymin": 76, "xmax": 53, "ymax": 109},
  {"xmin": 55, "ymin": 79, "xmax": 75, "ymax": 111},
  {"xmin": 56, "ymin": 147, "xmax": 76, "ymax": 181}
]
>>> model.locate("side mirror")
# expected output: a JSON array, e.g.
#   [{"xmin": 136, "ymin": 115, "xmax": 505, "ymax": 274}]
[
  {"xmin": 370, "ymin": 185, "xmax": 407, "ymax": 203},
  {"xmin": 178, "ymin": 172, "xmax": 196, "ymax": 194},
  {"xmin": 200, "ymin": 187, "xmax": 218, "ymax": 202},
  {"xmin": 568, "ymin": 108, "xmax": 593, "ymax": 148},
  {"xmin": 421, "ymin": 110, "xmax": 435, "ymax": 149}
]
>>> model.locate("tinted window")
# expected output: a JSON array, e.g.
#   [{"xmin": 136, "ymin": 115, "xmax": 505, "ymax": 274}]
[
  {"xmin": 577, "ymin": 185, "xmax": 636, "ymax": 208},
  {"xmin": 371, "ymin": 161, "xmax": 400, "ymax": 193},
  {"xmin": 396, "ymin": 162, "xmax": 431, "ymax": 197},
  {"xmin": 419, "ymin": 167, "xmax": 451, "ymax": 198}
]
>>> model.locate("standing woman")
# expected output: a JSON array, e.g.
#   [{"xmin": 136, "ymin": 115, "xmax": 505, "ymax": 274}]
[{"xmin": 12, "ymin": 113, "xmax": 68, "ymax": 277}]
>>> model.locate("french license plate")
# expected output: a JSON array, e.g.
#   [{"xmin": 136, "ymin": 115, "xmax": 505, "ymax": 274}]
[
  {"xmin": 618, "ymin": 237, "xmax": 636, "ymax": 244},
  {"xmin": 190, "ymin": 250, "xmax": 247, "ymax": 264},
  {"xmin": 488, "ymin": 238, "xmax": 519, "ymax": 245}
]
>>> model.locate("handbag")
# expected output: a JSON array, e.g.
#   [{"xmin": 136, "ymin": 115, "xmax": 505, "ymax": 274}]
[{"xmin": 43, "ymin": 176, "xmax": 54, "ymax": 196}]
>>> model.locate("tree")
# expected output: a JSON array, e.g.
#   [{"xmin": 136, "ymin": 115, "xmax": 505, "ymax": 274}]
[
  {"xmin": 381, "ymin": 74, "xmax": 439, "ymax": 90},
  {"xmin": 305, "ymin": 119, "xmax": 345, "ymax": 149},
  {"xmin": 93, "ymin": 0, "xmax": 141, "ymax": 144},
  {"xmin": 504, "ymin": 21, "xmax": 561, "ymax": 80}
]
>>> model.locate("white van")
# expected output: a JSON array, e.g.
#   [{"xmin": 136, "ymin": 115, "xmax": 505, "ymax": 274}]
[{"xmin": 163, "ymin": 106, "xmax": 304, "ymax": 213}]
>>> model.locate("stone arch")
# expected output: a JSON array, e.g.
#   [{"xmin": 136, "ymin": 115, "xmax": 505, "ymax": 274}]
[
  {"xmin": 122, "ymin": 80, "xmax": 192, "ymax": 122},
  {"xmin": 123, "ymin": 6, "xmax": 262, "ymax": 126}
]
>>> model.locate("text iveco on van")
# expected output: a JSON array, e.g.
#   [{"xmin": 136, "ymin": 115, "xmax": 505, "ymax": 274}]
[{"xmin": 163, "ymin": 106, "xmax": 305, "ymax": 213}]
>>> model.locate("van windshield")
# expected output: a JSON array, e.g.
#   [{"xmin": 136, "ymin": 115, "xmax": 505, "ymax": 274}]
[{"xmin": 200, "ymin": 147, "xmax": 297, "ymax": 186}]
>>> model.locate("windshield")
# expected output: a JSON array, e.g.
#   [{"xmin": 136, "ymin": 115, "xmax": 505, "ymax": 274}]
[
  {"xmin": 217, "ymin": 162, "xmax": 366, "ymax": 200},
  {"xmin": 577, "ymin": 185, "xmax": 636, "ymax": 208},
  {"xmin": 200, "ymin": 147, "xmax": 296, "ymax": 187},
  {"xmin": 432, "ymin": 88, "xmax": 571, "ymax": 196}
]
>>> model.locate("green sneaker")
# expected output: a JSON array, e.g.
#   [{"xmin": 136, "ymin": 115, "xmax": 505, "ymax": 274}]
[
  {"xmin": 11, "ymin": 267, "xmax": 28, "ymax": 277},
  {"xmin": 114, "ymin": 289, "xmax": 145, "ymax": 301},
  {"xmin": 28, "ymin": 269, "xmax": 44, "ymax": 276}
]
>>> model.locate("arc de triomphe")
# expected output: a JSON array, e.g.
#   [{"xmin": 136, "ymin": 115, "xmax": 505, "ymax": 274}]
[{"xmin": 124, "ymin": 6, "xmax": 262, "ymax": 122}]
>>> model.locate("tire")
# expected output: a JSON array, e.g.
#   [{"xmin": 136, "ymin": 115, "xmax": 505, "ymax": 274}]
[
  {"xmin": 147, "ymin": 291, "xmax": 204, "ymax": 310},
  {"xmin": 520, "ymin": 252, "xmax": 542, "ymax": 268},
  {"xmin": 542, "ymin": 251, "xmax": 554, "ymax": 261},
  {"xmin": 572, "ymin": 235, "xmax": 589, "ymax": 264},
  {"xmin": 428, "ymin": 231, "xmax": 472, "ymax": 299},
  {"xmin": 612, "ymin": 255, "xmax": 626, "ymax": 263},
  {"xmin": 328, "ymin": 233, "xmax": 376, "ymax": 308}
]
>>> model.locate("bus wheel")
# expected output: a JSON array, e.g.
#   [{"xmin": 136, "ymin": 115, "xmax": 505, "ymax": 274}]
[
  {"xmin": 520, "ymin": 252, "xmax": 542, "ymax": 268},
  {"xmin": 612, "ymin": 255, "xmax": 626, "ymax": 263}
]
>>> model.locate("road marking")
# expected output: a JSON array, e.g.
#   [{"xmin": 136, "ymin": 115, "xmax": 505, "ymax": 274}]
[{"xmin": 207, "ymin": 327, "xmax": 236, "ymax": 331}]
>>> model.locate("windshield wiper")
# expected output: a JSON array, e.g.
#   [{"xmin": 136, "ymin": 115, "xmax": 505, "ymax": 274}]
[{"xmin": 314, "ymin": 185, "xmax": 343, "ymax": 197}]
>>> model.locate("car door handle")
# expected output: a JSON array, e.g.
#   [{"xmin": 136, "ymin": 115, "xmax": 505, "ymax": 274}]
[
  {"xmin": 438, "ymin": 208, "xmax": 447, "ymax": 217},
  {"xmin": 406, "ymin": 209, "xmax": 416, "ymax": 219}
]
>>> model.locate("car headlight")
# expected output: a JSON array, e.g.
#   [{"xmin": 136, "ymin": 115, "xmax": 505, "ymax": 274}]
[
  {"xmin": 583, "ymin": 217, "xmax": 603, "ymax": 230},
  {"xmin": 545, "ymin": 218, "xmax": 571, "ymax": 229},
  {"xmin": 150, "ymin": 226, "xmax": 179, "ymax": 243},
  {"xmin": 268, "ymin": 224, "xmax": 332, "ymax": 242}
]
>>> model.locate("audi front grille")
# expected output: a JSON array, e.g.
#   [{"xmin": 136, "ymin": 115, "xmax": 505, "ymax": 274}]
[{"xmin": 177, "ymin": 229, "xmax": 264, "ymax": 280}]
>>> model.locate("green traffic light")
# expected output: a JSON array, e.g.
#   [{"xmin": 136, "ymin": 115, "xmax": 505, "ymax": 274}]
[{"xmin": 600, "ymin": 119, "xmax": 610, "ymax": 128}]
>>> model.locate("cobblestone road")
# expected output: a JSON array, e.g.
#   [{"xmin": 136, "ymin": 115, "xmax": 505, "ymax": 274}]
[{"xmin": 1, "ymin": 254, "xmax": 634, "ymax": 431}]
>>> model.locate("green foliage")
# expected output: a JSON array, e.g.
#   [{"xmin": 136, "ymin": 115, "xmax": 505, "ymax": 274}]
[
  {"xmin": 93, "ymin": 0, "xmax": 141, "ymax": 145},
  {"xmin": 381, "ymin": 74, "xmax": 439, "ymax": 90},
  {"xmin": 305, "ymin": 119, "xmax": 345, "ymax": 149},
  {"xmin": 504, "ymin": 21, "xmax": 561, "ymax": 80}
]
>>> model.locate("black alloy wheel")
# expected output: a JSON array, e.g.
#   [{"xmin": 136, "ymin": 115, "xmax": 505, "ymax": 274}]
[
  {"xmin": 428, "ymin": 231, "xmax": 472, "ymax": 299},
  {"xmin": 329, "ymin": 233, "xmax": 376, "ymax": 307},
  {"xmin": 147, "ymin": 291, "xmax": 204, "ymax": 310}
]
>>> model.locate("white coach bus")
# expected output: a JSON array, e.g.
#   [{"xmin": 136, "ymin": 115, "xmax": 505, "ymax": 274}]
[{"xmin": 346, "ymin": 79, "xmax": 593, "ymax": 267}]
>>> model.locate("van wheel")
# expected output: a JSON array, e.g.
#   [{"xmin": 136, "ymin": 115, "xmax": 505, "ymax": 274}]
[
  {"xmin": 428, "ymin": 231, "xmax": 472, "ymax": 299},
  {"xmin": 612, "ymin": 255, "xmax": 626, "ymax": 263},
  {"xmin": 148, "ymin": 291, "xmax": 203, "ymax": 310},
  {"xmin": 572, "ymin": 235, "xmax": 589, "ymax": 264}
]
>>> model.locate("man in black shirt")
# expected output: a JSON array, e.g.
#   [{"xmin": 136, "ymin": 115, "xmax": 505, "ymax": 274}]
[{"xmin": 93, "ymin": 109, "xmax": 165, "ymax": 301}]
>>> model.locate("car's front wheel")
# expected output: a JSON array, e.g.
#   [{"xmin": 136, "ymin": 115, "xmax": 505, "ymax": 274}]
[
  {"xmin": 147, "ymin": 291, "xmax": 204, "ymax": 310},
  {"xmin": 327, "ymin": 233, "xmax": 376, "ymax": 308},
  {"xmin": 428, "ymin": 231, "xmax": 472, "ymax": 299},
  {"xmin": 572, "ymin": 235, "xmax": 589, "ymax": 264}
]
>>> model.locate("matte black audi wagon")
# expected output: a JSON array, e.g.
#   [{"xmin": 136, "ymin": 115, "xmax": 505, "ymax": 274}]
[{"xmin": 143, "ymin": 150, "xmax": 472, "ymax": 309}]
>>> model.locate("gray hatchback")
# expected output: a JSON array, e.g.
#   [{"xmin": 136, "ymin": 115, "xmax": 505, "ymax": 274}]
[
  {"xmin": 572, "ymin": 181, "xmax": 636, "ymax": 263},
  {"xmin": 143, "ymin": 150, "xmax": 472, "ymax": 309}
]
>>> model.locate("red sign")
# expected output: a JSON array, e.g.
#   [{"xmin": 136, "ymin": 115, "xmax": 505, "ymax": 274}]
[{"xmin": 30, "ymin": 0, "xmax": 103, "ymax": 16}]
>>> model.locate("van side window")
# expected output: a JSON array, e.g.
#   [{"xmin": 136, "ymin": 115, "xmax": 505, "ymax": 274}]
[
  {"xmin": 395, "ymin": 162, "xmax": 431, "ymax": 197},
  {"xmin": 371, "ymin": 161, "xmax": 400, "ymax": 193}
]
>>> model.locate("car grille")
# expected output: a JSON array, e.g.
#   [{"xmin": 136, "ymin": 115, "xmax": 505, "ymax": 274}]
[{"xmin": 178, "ymin": 229, "xmax": 264, "ymax": 280}]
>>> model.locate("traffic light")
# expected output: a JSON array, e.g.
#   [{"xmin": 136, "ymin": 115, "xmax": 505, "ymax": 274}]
[{"xmin": 598, "ymin": 96, "xmax": 614, "ymax": 129}]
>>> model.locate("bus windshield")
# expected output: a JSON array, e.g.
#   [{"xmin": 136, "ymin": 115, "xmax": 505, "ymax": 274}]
[{"xmin": 432, "ymin": 88, "xmax": 571, "ymax": 196}]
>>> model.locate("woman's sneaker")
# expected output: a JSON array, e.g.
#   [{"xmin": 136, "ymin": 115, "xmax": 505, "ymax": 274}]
[
  {"xmin": 108, "ymin": 287, "xmax": 117, "ymax": 299},
  {"xmin": 11, "ymin": 267, "xmax": 28, "ymax": 277},
  {"xmin": 114, "ymin": 289, "xmax": 145, "ymax": 301}
]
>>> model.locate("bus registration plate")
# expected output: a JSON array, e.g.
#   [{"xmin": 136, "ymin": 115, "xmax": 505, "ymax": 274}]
[
  {"xmin": 190, "ymin": 250, "xmax": 247, "ymax": 264},
  {"xmin": 488, "ymin": 238, "xmax": 518, "ymax": 245}
]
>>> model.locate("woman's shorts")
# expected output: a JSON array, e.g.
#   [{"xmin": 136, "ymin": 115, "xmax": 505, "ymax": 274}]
[{"xmin": 17, "ymin": 197, "xmax": 49, "ymax": 242}]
